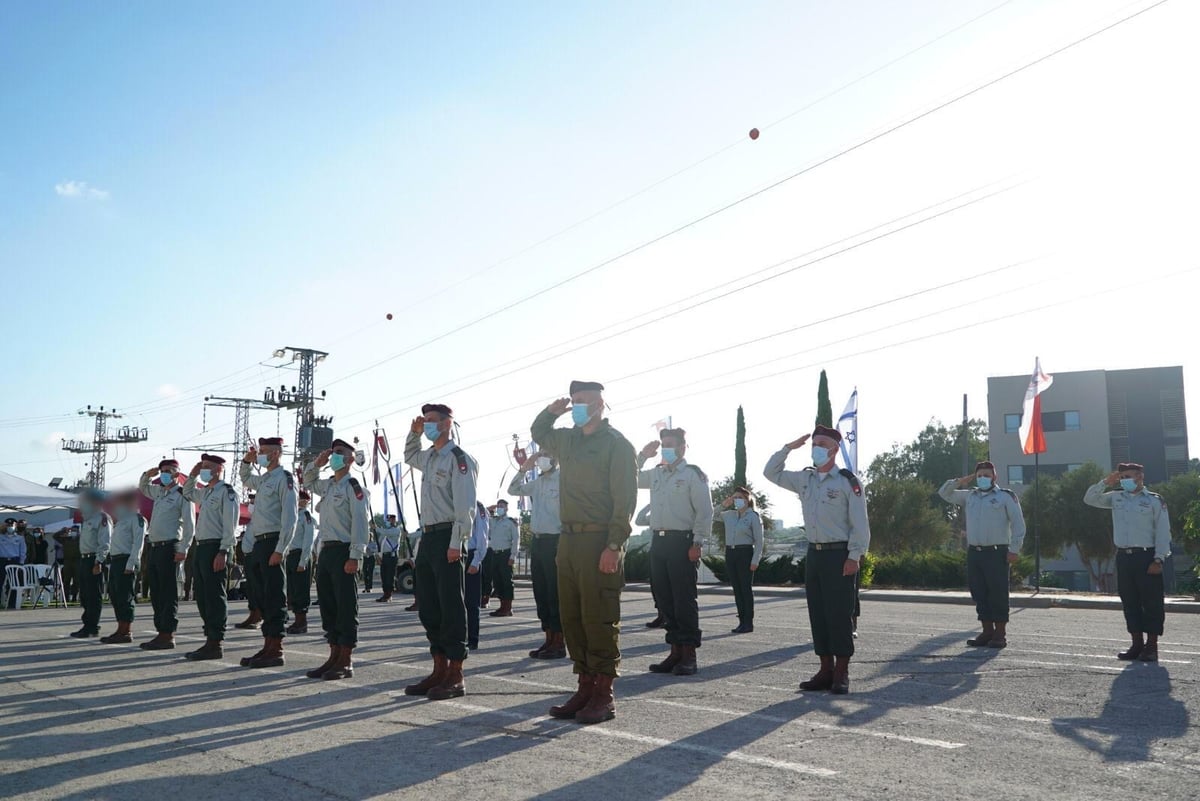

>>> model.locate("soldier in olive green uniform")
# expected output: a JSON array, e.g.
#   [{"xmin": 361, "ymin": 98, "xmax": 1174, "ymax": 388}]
[
  {"xmin": 532, "ymin": 380, "xmax": 638, "ymax": 725},
  {"xmin": 765, "ymin": 425, "xmax": 870, "ymax": 695},
  {"xmin": 182, "ymin": 454, "xmax": 239, "ymax": 660},
  {"xmin": 1084, "ymin": 462, "xmax": 1171, "ymax": 662},
  {"xmin": 138, "ymin": 459, "xmax": 194, "ymax": 650},
  {"xmin": 70, "ymin": 489, "xmax": 112, "ymax": 638},
  {"xmin": 637, "ymin": 428, "xmax": 713, "ymax": 676},
  {"xmin": 403, "ymin": 403, "xmax": 478, "ymax": 701}
]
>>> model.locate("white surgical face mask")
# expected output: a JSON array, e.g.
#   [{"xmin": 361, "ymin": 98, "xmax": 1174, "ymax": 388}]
[
  {"xmin": 495, "ymin": 507, "xmax": 507, "ymax": 518},
  {"xmin": 256, "ymin": 454, "xmax": 269, "ymax": 468},
  {"xmin": 733, "ymin": 498, "xmax": 747, "ymax": 510},
  {"xmin": 536, "ymin": 456, "xmax": 553, "ymax": 471}
]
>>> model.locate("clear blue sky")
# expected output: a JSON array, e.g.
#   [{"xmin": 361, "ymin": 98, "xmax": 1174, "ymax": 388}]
[{"xmin": 2, "ymin": 0, "xmax": 1196, "ymax": 524}]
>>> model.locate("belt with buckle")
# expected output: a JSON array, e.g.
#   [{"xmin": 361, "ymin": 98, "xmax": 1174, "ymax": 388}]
[
  {"xmin": 150, "ymin": 540, "xmax": 180, "ymax": 548},
  {"xmin": 533, "ymin": 532, "xmax": 560, "ymax": 539},
  {"xmin": 253, "ymin": 531, "xmax": 280, "ymax": 541},
  {"xmin": 970, "ymin": 544, "xmax": 1007, "ymax": 552},
  {"xmin": 727, "ymin": 544, "xmax": 753, "ymax": 549},
  {"xmin": 563, "ymin": 523, "xmax": 606, "ymax": 534},
  {"xmin": 655, "ymin": 530, "xmax": 691, "ymax": 537},
  {"xmin": 81, "ymin": 552, "xmax": 96, "ymax": 558},
  {"xmin": 809, "ymin": 542, "xmax": 848, "ymax": 551},
  {"xmin": 1119, "ymin": 546, "xmax": 1154, "ymax": 554},
  {"xmin": 425, "ymin": 522, "xmax": 454, "ymax": 533}
]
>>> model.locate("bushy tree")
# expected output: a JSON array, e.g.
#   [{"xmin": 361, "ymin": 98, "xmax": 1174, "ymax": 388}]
[
  {"xmin": 1023, "ymin": 462, "xmax": 1115, "ymax": 590},
  {"xmin": 866, "ymin": 476, "xmax": 953, "ymax": 553},
  {"xmin": 867, "ymin": 419, "xmax": 990, "ymax": 487},
  {"xmin": 1150, "ymin": 470, "xmax": 1200, "ymax": 545}
]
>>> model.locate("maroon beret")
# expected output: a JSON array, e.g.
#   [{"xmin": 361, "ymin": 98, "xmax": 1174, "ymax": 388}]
[
  {"xmin": 569, "ymin": 380, "xmax": 604, "ymax": 395},
  {"xmin": 812, "ymin": 425, "xmax": 843, "ymax": 443},
  {"xmin": 298, "ymin": 489, "xmax": 311, "ymax": 500},
  {"xmin": 659, "ymin": 428, "xmax": 687, "ymax": 443},
  {"xmin": 421, "ymin": 403, "xmax": 453, "ymax": 417},
  {"xmin": 200, "ymin": 453, "xmax": 226, "ymax": 465},
  {"xmin": 1117, "ymin": 462, "xmax": 1144, "ymax": 472},
  {"xmin": 258, "ymin": 437, "xmax": 284, "ymax": 447},
  {"xmin": 975, "ymin": 461, "xmax": 996, "ymax": 472},
  {"xmin": 158, "ymin": 459, "xmax": 179, "ymax": 470},
  {"xmin": 331, "ymin": 438, "xmax": 355, "ymax": 451}
]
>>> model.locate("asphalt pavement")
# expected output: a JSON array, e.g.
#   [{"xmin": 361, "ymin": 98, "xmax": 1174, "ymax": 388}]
[{"xmin": 1, "ymin": 587, "xmax": 1196, "ymax": 801}]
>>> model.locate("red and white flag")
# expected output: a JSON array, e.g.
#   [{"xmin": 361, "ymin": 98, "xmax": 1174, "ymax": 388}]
[
  {"xmin": 653, "ymin": 417, "xmax": 672, "ymax": 431},
  {"xmin": 372, "ymin": 429, "xmax": 391, "ymax": 485},
  {"xmin": 1018, "ymin": 358, "xmax": 1053, "ymax": 455}
]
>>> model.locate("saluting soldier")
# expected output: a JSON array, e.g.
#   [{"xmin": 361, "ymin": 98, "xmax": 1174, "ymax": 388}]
[
  {"xmin": 486, "ymin": 499, "xmax": 519, "ymax": 618},
  {"xmin": 138, "ymin": 460, "xmax": 194, "ymax": 650},
  {"xmin": 1084, "ymin": 462, "xmax": 1171, "ymax": 662},
  {"xmin": 302, "ymin": 438, "xmax": 370, "ymax": 680},
  {"xmin": 510, "ymin": 450, "xmax": 566, "ymax": 659},
  {"xmin": 70, "ymin": 489, "xmax": 112, "ymax": 638},
  {"xmin": 718, "ymin": 487, "xmax": 764, "ymax": 634},
  {"xmin": 285, "ymin": 490, "xmax": 317, "ymax": 634},
  {"xmin": 238, "ymin": 437, "xmax": 298, "ymax": 668},
  {"xmin": 101, "ymin": 490, "xmax": 146, "ymax": 644},
  {"xmin": 182, "ymin": 454, "xmax": 239, "ymax": 660},
  {"xmin": 637, "ymin": 428, "xmax": 714, "ymax": 676},
  {"xmin": 403, "ymin": 403, "xmax": 478, "ymax": 701},
  {"xmin": 939, "ymin": 460, "xmax": 1025, "ymax": 649},
  {"xmin": 532, "ymin": 380, "xmax": 638, "ymax": 725},
  {"xmin": 376, "ymin": 514, "xmax": 402, "ymax": 603},
  {"xmin": 765, "ymin": 425, "xmax": 870, "ymax": 695}
]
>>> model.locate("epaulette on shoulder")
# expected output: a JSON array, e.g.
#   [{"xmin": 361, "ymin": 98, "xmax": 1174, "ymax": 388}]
[
  {"xmin": 450, "ymin": 446, "xmax": 470, "ymax": 475},
  {"xmin": 285, "ymin": 471, "xmax": 295, "ymax": 490},
  {"xmin": 226, "ymin": 486, "xmax": 238, "ymax": 503},
  {"xmin": 838, "ymin": 468, "xmax": 863, "ymax": 497},
  {"xmin": 303, "ymin": 510, "xmax": 313, "ymax": 524},
  {"xmin": 686, "ymin": 464, "xmax": 708, "ymax": 483},
  {"xmin": 999, "ymin": 487, "xmax": 1018, "ymax": 498},
  {"xmin": 347, "ymin": 476, "xmax": 365, "ymax": 501}
]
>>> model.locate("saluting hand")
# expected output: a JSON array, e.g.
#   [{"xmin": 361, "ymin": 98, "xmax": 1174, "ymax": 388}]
[
  {"xmin": 547, "ymin": 398, "xmax": 571, "ymax": 416},
  {"xmin": 189, "ymin": 463, "xmax": 203, "ymax": 478},
  {"xmin": 243, "ymin": 448, "xmax": 257, "ymax": 464},
  {"xmin": 314, "ymin": 449, "xmax": 332, "ymax": 468},
  {"xmin": 785, "ymin": 434, "xmax": 811, "ymax": 451},
  {"xmin": 1103, "ymin": 471, "xmax": 1120, "ymax": 487},
  {"xmin": 640, "ymin": 441, "xmax": 660, "ymax": 459},
  {"xmin": 842, "ymin": 559, "xmax": 859, "ymax": 576},
  {"xmin": 410, "ymin": 416, "xmax": 425, "ymax": 434},
  {"xmin": 957, "ymin": 475, "xmax": 975, "ymax": 488}
]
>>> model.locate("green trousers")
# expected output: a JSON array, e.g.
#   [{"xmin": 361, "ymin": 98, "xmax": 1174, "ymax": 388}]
[
  {"xmin": 147, "ymin": 543, "xmax": 181, "ymax": 633},
  {"xmin": 804, "ymin": 546, "xmax": 856, "ymax": 658},
  {"xmin": 415, "ymin": 526, "xmax": 468, "ymax": 661},
  {"xmin": 489, "ymin": 549, "xmax": 514, "ymax": 601},
  {"xmin": 286, "ymin": 549, "xmax": 312, "ymax": 615},
  {"xmin": 193, "ymin": 541, "xmax": 228, "ymax": 642},
  {"xmin": 530, "ymin": 535, "xmax": 561, "ymax": 632},
  {"xmin": 558, "ymin": 532, "xmax": 624, "ymax": 678},
  {"xmin": 967, "ymin": 546, "xmax": 1010, "ymax": 623},
  {"xmin": 79, "ymin": 554, "xmax": 103, "ymax": 632},
  {"xmin": 316, "ymin": 542, "xmax": 359, "ymax": 646},
  {"xmin": 108, "ymin": 555, "xmax": 136, "ymax": 623}
]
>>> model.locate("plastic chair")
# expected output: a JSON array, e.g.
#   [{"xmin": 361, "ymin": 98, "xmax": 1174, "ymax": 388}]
[{"xmin": 3, "ymin": 564, "xmax": 37, "ymax": 609}]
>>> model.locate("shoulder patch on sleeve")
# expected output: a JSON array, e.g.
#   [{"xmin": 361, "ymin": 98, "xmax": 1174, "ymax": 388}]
[
  {"xmin": 450, "ymin": 446, "xmax": 469, "ymax": 475},
  {"xmin": 226, "ymin": 487, "xmax": 238, "ymax": 503},
  {"xmin": 285, "ymin": 471, "xmax": 295, "ymax": 490},
  {"xmin": 347, "ymin": 477, "xmax": 365, "ymax": 501},
  {"xmin": 1000, "ymin": 487, "xmax": 1018, "ymax": 499},
  {"xmin": 838, "ymin": 468, "xmax": 863, "ymax": 497}
]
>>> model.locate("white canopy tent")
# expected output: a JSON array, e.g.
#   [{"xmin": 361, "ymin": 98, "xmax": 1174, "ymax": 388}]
[{"xmin": 0, "ymin": 470, "xmax": 79, "ymax": 512}]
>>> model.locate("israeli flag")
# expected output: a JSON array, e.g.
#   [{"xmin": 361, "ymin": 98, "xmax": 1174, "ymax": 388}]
[{"xmin": 837, "ymin": 389, "xmax": 858, "ymax": 474}]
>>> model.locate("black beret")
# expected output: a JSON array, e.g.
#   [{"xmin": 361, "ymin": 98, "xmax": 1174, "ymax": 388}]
[
  {"xmin": 200, "ymin": 453, "xmax": 226, "ymax": 465},
  {"xmin": 569, "ymin": 380, "xmax": 604, "ymax": 395},
  {"xmin": 331, "ymin": 438, "xmax": 355, "ymax": 451},
  {"xmin": 158, "ymin": 459, "xmax": 179, "ymax": 470},
  {"xmin": 421, "ymin": 403, "xmax": 453, "ymax": 417},
  {"xmin": 975, "ymin": 461, "xmax": 996, "ymax": 472},
  {"xmin": 812, "ymin": 425, "xmax": 843, "ymax": 443},
  {"xmin": 1117, "ymin": 462, "xmax": 1144, "ymax": 472},
  {"xmin": 3, "ymin": 518, "xmax": 15, "ymax": 525},
  {"xmin": 258, "ymin": 437, "xmax": 284, "ymax": 447}
]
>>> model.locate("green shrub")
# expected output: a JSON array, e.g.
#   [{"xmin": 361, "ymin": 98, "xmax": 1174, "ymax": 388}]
[
  {"xmin": 859, "ymin": 551, "xmax": 877, "ymax": 589},
  {"xmin": 871, "ymin": 551, "xmax": 967, "ymax": 589},
  {"xmin": 701, "ymin": 555, "xmax": 728, "ymax": 582}
]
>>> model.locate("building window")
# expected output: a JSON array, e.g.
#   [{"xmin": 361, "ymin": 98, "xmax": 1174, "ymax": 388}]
[
  {"xmin": 1008, "ymin": 465, "xmax": 1024, "ymax": 485},
  {"xmin": 1004, "ymin": 414, "xmax": 1021, "ymax": 434},
  {"xmin": 1041, "ymin": 411, "xmax": 1081, "ymax": 432},
  {"xmin": 1064, "ymin": 411, "xmax": 1081, "ymax": 431}
]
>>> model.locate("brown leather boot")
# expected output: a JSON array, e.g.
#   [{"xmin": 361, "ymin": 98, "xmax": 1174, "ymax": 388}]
[
  {"xmin": 649, "ymin": 644, "xmax": 682, "ymax": 674},
  {"xmin": 549, "ymin": 673, "xmax": 595, "ymax": 719},
  {"xmin": 404, "ymin": 654, "xmax": 448, "ymax": 696},
  {"xmin": 673, "ymin": 645, "xmax": 698, "ymax": 676},
  {"xmin": 240, "ymin": 642, "xmax": 268, "ymax": 667},
  {"xmin": 490, "ymin": 599, "xmax": 513, "ymax": 617},
  {"xmin": 831, "ymin": 656, "xmax": 851, "ymax": 695},
  {"xmin": 140, "ymin": 632, "xmax": 175, "ymax": 650},
  {"xmin": 323, "ymin": 646, "xmax": 354, "ymax": 680},
  {"xmin": 234, "ymin": 610, "xmax": 262, "ymax": 630},
  {"xmin": 967, "ymin": 621, "xmax": 995, "ymax": 647},
  {"xmin": 306, "ymin": 644, "xmax": 339, "ymax": 679},
  {"xmin": 286, "ymin": 612, "xmax": 308, "ymax": 635},
  {"xmin": 100, "ymin": 621, "xmax": 132, "ymax": 644},
  {"xmin": 987, "ymin": 621, "xmax": 1008, "ymax": 649},
  {"xmin": 248, "ymin": 636, "xmax": 285, "ymax": 668},
  {"xmin": 799, "ymin": 656, "xmax": 834, "ymax": 691},
  {"xmin": 528, "ymin": 631, "xmax": 551, "ymax": 658},
  {"xmin": 537, "ymin": 631, "xmax": 566, "ymax": 660},
  {"xmin": 1139, "ymin": 634, "xmax": 1159, "ymax": 663},
  {"xmin": 185, "ymin": 639, "xmax": 223, "ymax": 660},
  {"xmin": 1118, "ymin": 633, "xmax": 1145, "ymax": 660},
  {"xmin": 576, "ymin": 674, "xmax": 615, "ymax": 725},
  {"xmin": 427, "ymin": 660, "xmax": 465, "ymax": 700}
]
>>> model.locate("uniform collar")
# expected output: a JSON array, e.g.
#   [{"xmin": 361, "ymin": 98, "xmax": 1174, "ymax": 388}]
[{"xmin": 661, "ymin": 458, "xmax": 687, "ymax": 473}]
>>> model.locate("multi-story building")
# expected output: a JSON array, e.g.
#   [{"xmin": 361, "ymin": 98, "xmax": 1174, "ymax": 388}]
[{"xmin": 986, "ymin": 365, "xmax": 1189, "ymax": 590}]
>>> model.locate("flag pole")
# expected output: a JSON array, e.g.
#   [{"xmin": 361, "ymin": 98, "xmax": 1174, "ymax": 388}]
[{"xmin": 1033, "ymin": 450, "xmax": 1040, "ymax": 593}]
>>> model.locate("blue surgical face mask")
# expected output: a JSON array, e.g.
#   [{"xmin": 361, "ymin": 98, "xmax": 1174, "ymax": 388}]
[
  {"xmin": 661, "ymin": 447, "xmax": 677, "ymax": 464},
  {"xmin": 571, "ymin": 403, "xmax": 593, "ymax": 427},
  {"xmin": 256, "ymin": 454, "xmax": 269, "ymax": 468},
  {"xmin": 811, "ymin": 446, "xmax": 830, "ymax": 466},
  {"xmin": 733, "ymin": 498, "xmax": 747, "ymax": 510},
  {"xmin": 495, "ymin": 507, "xmax": 507, "ymax": 517},
  {"xmin": 329, "ymin": 453, "xmax": 347, "ymax": 471},
  {"xmin": 536, "ymin": 456, "xmax": 553, "ymax": 471},
  {"xmin": 159, "ymin": 472, "xmax": 174, "ymax": 486},
  {"xmin": 423, "ymin": 421, "xmax": 441, "ymax": 442},
  {"xmin": 1120, "ymin": 477, "xmax": 1138, "ymax": 492},
  {"xmin": 198, "ymin": 469, "xmax": 213, "ymax": 484},
  {"xmin": 976, "ymin": 476, "xmax": 993, "ymax": 490}
]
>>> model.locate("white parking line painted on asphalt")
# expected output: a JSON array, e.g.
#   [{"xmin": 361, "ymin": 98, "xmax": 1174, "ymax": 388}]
[{"xmin": 442, "ymin": 700, "xmax": 838, "ymax": 778}]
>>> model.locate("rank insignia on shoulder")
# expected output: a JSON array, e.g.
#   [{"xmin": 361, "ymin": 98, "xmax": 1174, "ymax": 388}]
[
  {"xmin": 226, "ymin": 487, "xmax": 238, "ymax": 502},
  {"xmin": 348, "ymin": 477, "xmax": 365, "ymax": 501},
  {"xmin": 839, "ymin": 468, "xmax": 863, "ymax": 497},
  {"xmin": 285, "ymin": 472, "xmax": 294, "ymax": 490},
  {"xmin": 451, "ymin": 446, "xmax": 469, "ymax": 475}
]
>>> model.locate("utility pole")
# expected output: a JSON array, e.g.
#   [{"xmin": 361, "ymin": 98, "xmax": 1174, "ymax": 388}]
[
  {"xmin": 262, "ymin": 346, "xmax": 329, "ymax": 470},
  {"xmin": 62, "ymin": 405, "xmax": 149, "ymax": 489},
  {"xmin": 175, "ymin": 396, "xmax": 277, "ymax": 496}
]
